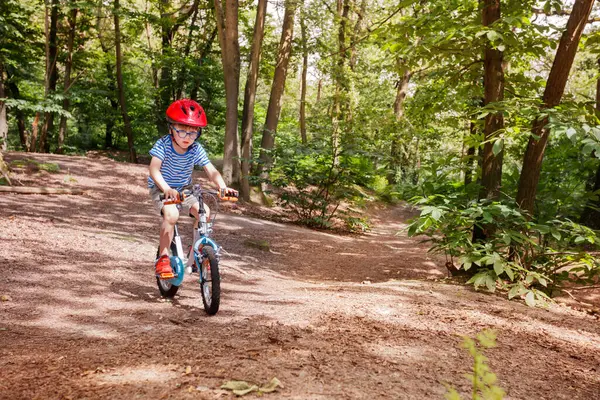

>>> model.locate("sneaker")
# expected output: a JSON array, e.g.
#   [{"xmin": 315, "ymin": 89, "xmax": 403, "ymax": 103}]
[{"xmin": 155, "ymin": 255, "xmax": 175, "ymax": 279}]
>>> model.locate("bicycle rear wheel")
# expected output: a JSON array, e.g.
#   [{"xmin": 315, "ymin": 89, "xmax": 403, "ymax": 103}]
[
  {"xmin": 156, "ymin": 242, "xmax": 181, "ymax": 298},
  {"xmin": 199, "ymin": 246, "xmax": 220, "ymax": 315}
]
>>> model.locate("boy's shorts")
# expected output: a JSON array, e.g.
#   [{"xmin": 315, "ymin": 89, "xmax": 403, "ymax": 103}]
[{"xmin": 149, "ymin": 186, "xmax": 199, "ymax": 214}]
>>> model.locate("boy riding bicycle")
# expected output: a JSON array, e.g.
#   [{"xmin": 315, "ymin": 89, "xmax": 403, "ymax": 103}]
[{"xmin": 148, "ymin": 99, "xmax": 238, "ymax": 280}]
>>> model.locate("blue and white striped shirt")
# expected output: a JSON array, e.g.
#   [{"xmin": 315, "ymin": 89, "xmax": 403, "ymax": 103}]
[{"xmin": 147, "ymin": 135, "xmax": 210, "ymax": 189}]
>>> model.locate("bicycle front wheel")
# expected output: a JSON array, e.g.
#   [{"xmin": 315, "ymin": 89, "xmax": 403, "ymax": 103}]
[{"xmin": 199, "ymin": 246, "xmax": 220, "ymax": 315}]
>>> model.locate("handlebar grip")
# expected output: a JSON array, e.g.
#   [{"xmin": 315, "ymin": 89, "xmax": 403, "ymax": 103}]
[
  {"xmin": 159, "ymin": 191, "xmax": 185, "ymax": 204},
  {"xmin": 219, "ymin": 188, "xmax": 239, "ymax": 202}
]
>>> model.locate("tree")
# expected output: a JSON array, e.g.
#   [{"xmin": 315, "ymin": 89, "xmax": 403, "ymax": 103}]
[
  {"xmin": 114, "ymin": 0, "xmax": 137, "ymax": 163},
  {"xmin": 299, "ymin": 5, "xmax": 308, "ymax": 145},
  {"xmin": 516, "ymin": 0, "xmax": 596, "ymax": 216},
  {"xmin": 257, "ymin": 0, "xmax": 298, "ymax": 187},
  {"xmin": 214, "ymin": 0, "xmax": 240, "ymax": 185},
  {"xmin": 57, "ymin": 4, "xmax": 78, "ymax": 154},
  {"xmin": 0, "ymin": 62, "xmax": 7, "ymax": 151},
  {"xmin": 580, "ymin": 57, "xmax": 600, "ymax": 229},
  {"xmin": 479, "ymin": 0, "xmax": 505, "ymax": 201},
  {"xmin": 240, "ymin": 0, "xmax": 268, "ymax": 201},
  {"xmin": 39, "ymin": 0, "xmax": 59, "ymax": 153}
]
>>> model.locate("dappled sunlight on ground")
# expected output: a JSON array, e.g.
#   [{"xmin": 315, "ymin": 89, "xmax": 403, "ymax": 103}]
[{"xmin": 1, "ymin": 152, "xmax": 599, "ymax": 399}]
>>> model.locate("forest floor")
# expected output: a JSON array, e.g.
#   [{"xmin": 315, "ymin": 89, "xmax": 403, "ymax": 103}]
[{"xmin": 0, "ymin": 152, "xmax": 599, "ymax": 400}]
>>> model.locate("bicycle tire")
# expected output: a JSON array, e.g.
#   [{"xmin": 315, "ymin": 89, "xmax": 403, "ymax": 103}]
[
  {"xmin": 199, "ymin": 246, "xmax": 220, "ymax": 315},
  {"xmin": 156, "ymin": 242, "xmax": 180, "ymax": 298}
]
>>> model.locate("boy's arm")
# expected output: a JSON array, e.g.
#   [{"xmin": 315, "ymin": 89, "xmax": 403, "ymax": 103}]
[
  {"xmin": 203, "ymin": 163, "xmax": 238, "ymax": 197},
  {"xmin": 149, "ymin": 156, "xmax": 178, "ymax": 199}
]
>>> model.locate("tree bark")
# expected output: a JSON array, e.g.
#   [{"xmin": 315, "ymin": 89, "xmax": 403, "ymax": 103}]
[
  {"xmin": 57, "ymin": 6, "xmax": 78, "ymax": 154},
  {"xmin": 299, "ymin": 8, "xmax": 308, "ymax": 145},
  {"xmin": 480, "ymin": 0, "xmax": 505, "ymax": 201},
  {"xmin": 256, "ymin": 0, "xmax": 297, "ymax": 187},
  {"xmin": 0, "ymin": 63, "xmax": 7, "ymax": 151},
  {"xmin": 240, "ymin": 0, "xmax": 267, "ymax": 201},
  {"xmin": 580, "ymin": 57, "xmax": 600, "ymax": 229},
  {"xmin": 516, "ymin": 0, "xmax": 595, "ymax": 215},
  {"xmin": 214, "ymin": 0, "xmax": 240, "ymax": 185},
  {"xmin": 30, "ymin": 113, "xmax": 40, "ymax": 152},
  {"xmin": 114, "ymin": 0, "xmax": 137, "ymax": 163},
  {"xmin": 176, "ymin": 0, "xmax": 200, "ymax": 99},
  {"xmin": 40, "ymin": 0, "xmax": 60, "ymax": 153},
  {"xmin": 393, "ymin": 66, "xmax": 411, "ymax": 120},
  {"xmin": 5, "ymin": 75, "xmax": 28, "ymax": 150}
]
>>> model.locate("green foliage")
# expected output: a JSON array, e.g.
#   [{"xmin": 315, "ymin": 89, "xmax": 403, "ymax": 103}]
[
  {"xmin": 268, "ymin": 136, "xmax": 376, "ymax": 231},
  {"xmin": 445, "ymin": 330, "xmax": 505, "ymax": 400},
  {"xmin": 407, "ymin": 193, "xmax": 600, "ymax": 305}
]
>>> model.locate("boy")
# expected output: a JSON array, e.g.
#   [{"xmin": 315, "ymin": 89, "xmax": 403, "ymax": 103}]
[{"xmin": 148, "ymin": 99, "xmax": 238, "ymax": 279}]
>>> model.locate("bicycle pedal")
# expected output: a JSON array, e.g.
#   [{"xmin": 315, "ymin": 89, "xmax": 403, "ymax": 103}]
[{"xmin": 156, "ymin": 272, "xmax": 176, "ymax": 280}]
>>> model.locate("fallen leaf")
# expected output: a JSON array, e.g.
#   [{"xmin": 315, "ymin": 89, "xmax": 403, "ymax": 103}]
[
  {"xmin": 221, "ymin": 380, "xmax": 259, "ymax": 396},
  {"xmin": 185, "ymin": 366, "xmax": 192, "ymax": 375},
  {"xmin": 234, "ymin": 386, "xmax": 259, "ymax": 396},
  {"xmin": 259, "ymin": 377, "xmax": 283, "ymax": 393},
  {"xmin": 1, "ymin": 295, "xmax": 12, "ymax": 302}
]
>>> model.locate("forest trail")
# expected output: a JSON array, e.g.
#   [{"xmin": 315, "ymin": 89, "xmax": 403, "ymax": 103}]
[{"xmin": 1, "ymin": 152, "xmax": 599, "ymax": 400}]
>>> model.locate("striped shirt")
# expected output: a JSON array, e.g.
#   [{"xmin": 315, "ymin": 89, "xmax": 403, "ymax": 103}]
[{"xmin": 147, "ymin": 135, "xmax": 210, "ymax": 189}]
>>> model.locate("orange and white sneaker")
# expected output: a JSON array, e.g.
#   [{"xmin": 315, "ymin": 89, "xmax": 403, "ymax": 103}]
[{"xmin": 155, "ymin": 255, "xmax": 174, "ymax": 279}]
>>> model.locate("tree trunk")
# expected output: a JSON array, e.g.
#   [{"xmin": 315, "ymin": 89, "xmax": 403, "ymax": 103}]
[
  {"xmin": 331, "ymin": 0, "xmax": 350, "ymax": 164},
  {"xmin": 349, "ymin": 0, "xmax": 367, "ymax": 71},
  {"xmin": 464, "ymin": 123, "xmax": 477, "ymax": 186},
  {"xmin": 0, "ymin": 63, "xmax": 7, "ymax": 151},
  {"xmin": 40, "ymin": 0, "xmax": 59, "ymax": 153},
  {"xmin": 5, "ymin": 76, "xmax": 28, "ymax": 150},
  {"xmin": 157, "ymin": 0, "xmax": 174, "ymax": 137},
  {"xmin": 114, "ymin": 0, "xmax": 137, "ymax": 163},
  {"xmin": 393, "ymin": 67, "xmax": 411, "ymax": 120},
  {"xmin": 480, "ymin": 0, "xmax": 505, "ymax": 201},
  {"xmin": 214, "ymin": 0, "xmax": 240, "ymax": 185},
  {"xmin": 299, "ymin": 8, "xmax": 308, "ymax": 145},
  {"xmin": 256, "ymin": 0, "xmax": 297, "ymax": 187},
  {"xmin": 240, "ymin": 0, "xmax": 267, "ymax": 201},
  {"xmin": 516, "ymin": 0, "xmax": 595, "ymax": 215},
  {"xmin": 176, "ymin": 0, "xmax": 200, "ymax": 99},
  {"xmin": 30, "ymin": 113, "xmax": 40, "ymax": 152},
  {"xmin": 580, "ymin": 57, "xmax": 600, "ymax": 229},
  {"xmin": 317, "ymin": 79, "xmax": 322, "ymax": 102},
  {"xmin": 57, "ymin": 6, "xmax": 78, "ymax": 154}
]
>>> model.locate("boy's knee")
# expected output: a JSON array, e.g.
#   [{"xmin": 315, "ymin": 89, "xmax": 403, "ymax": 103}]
[{"xmin": 162, "ymin": 207, "xmax": 179, "ymax": 225}]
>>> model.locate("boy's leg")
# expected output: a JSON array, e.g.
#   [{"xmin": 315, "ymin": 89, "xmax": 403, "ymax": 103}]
[
  {"xmin": 155, "ymin": 205, "xmax": 179, "ymax": 279},
  {"xmin": 159, "ymin": 204, "xmax": 179, "ymax": 256}
]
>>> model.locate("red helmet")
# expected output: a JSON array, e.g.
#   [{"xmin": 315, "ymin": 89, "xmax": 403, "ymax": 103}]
[{"xmin": 166, "ymin": 99, "xmax": 207, "ymax": 128}]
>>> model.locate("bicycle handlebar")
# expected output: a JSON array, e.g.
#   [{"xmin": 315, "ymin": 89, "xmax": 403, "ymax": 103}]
[{"xmin": 159, "ymin": 187, "xmax": 238, "ymax": 204}]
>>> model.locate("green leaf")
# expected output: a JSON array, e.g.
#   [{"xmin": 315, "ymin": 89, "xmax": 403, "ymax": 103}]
[
  {"xmin": 566, "ymin": 127, "xmax": 577, "ymax": 140},
  {"xmin": 486, "ymin": 30, "xmax": 502, "ymax": 42},
  {"xmin": 525, "ymin": 291, "xmax": 536, "ymax": 307},
  {"xmin": 538, "ymin": 277, "xmax": 548, "ymax": 287},
  {"xmin": 492, "ymin": 139, "xmax": 504, "ymax": 156},
  {"xmin": 551, "ymin": 230, "xmax": 561, "ymax": 241},
  {"xmin": 493, "ymin": 261, "xmax": 504, "ymax": 276},
  {"xmin": 505, "ymin": 266, "xmax": 514, "ymax": 281}
]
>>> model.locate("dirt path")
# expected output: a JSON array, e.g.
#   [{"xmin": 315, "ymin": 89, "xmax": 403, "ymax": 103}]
[{"xmin": 1, "ymin": 152, "xmax": 599, "ymax": 400}]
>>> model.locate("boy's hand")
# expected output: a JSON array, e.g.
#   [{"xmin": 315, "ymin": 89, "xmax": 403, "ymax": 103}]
[
  {"xmin": 219, "ymin": 187, "xmax": 239, "ymax": 200},
  {"xmin": 164, "ymin": 188, "xmax": 180, "ymax": 201}
]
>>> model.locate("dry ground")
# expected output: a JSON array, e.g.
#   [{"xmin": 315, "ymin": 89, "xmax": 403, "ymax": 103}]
[{"xmin": 0, "ymin": 152, "xmax": 599, "ymax": 400}]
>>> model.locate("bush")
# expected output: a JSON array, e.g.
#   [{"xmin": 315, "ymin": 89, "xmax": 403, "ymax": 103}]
[{"xmin": 407, "ymin": 194, "xmax": 600, "ymax": 305}]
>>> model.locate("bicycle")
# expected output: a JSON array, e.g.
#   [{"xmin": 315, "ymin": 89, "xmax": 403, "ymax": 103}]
[{"xmin": 156, "ymin": 184, "xmax": 237, "ymax": 315}]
